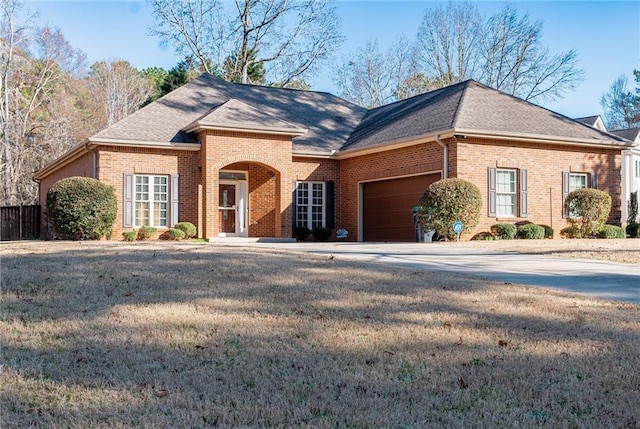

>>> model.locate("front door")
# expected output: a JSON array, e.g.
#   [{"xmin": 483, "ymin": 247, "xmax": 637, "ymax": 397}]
[{"xmin": 218, "ymin": 180, "xmax": 247, "ymax": 237}]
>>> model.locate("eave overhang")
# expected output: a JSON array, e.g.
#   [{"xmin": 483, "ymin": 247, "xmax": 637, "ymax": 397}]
[{"xmin": 183, "ymin": 121, "xmax": 307, "ymax": 137}]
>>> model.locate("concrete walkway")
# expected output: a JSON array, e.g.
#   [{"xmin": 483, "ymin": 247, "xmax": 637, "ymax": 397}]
[{"xmin": 219, "ymin": 241, "xmax": 640, "ymax": 304}]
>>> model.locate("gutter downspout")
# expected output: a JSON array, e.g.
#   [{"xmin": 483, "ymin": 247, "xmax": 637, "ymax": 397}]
[{"xmin": 435, "ymin": 135, "xmax": 448, "ymax": 178}]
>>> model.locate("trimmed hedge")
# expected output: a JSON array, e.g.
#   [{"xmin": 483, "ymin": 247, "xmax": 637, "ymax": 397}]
[
  {"xmin": 417, "ymin": 179, "xmax": 482, "ymax": 241},
  {"xmin": 517, "ymin": 224, "xmax": 545, "ymax": 239},
  {"xmin": 165, "ymin": 228, "xmax": 186, "ymax": 240},
  {"xmin": 471, "ymin": 232, "xmax": 496, "ymax": 241},
  {"xmin": 560, "ymin": 226, "xmax": 582, "ymax": 239},
  {"xmin": 175, "ymin": 222, "xmax": 197, "ymax": 239},
  {"xmin": 137, "ymin": 226, "xmax": 157, "ymax": 240},
  {"xmin": 46, "ymin": 177, "xmax": 117, "ymax": 240},
  {"xmin": 312, "ymin": 227, "xmax": 332, "ymax": 241},
  {"xmin": 490, "ymin": 223, "xmax": 516, "ymax": 240},
  {"xmin": 293, "ymin": 226, "xmax": 311, "ymax": 241},
  {"xmin": 598, "ymin": 225, "xmax": 625, "ymax": 239},
  {"xmin": 626, "ymin": 222, "xmax": 640, "ymax": 238},
  {"xmin": 564, "ymin": 188, "xmax": 611, "ymax": 237},
  {"xmin": 539, "ymin": 224, "xmax": 554, "ymax": 239},
  {"xmin": 123, "ymin": 231, "xmax": 138, "ymax": 242}
]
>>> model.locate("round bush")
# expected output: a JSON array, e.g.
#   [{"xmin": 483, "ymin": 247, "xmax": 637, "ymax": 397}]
[
  {"xmin": 598, "ymin": 225, "xmax": 625, "ymax": 239},
  {"xmin": 175, "ymin": 222, "xmax": 197, "ymax": 238},
  {"xmin": 560, "ymin": 226, "xmax": 582, "ymax": 239},
  {"xmin": 46, "ymin": 177, "xmax": 117, "ymax": 240},
  {"xmin": 123, "ymin": 231, "xmax": 138, "ymax": 242},
  {"xmin": 471, "ymin": 231, "xmax": 495, "ymax": 241},
  {"xmin": 293, "ymin": 226, "xmax": 311, "ymax": 241},
  {"xmin": 417, "ymin": 179, "xmax": 482, "ymax": 241},
  {"xmin": 539, "ymin": 224, "xmax": 554, "ymax": 239},
  {"xmin": 626, "ymin": 222, "xmax": 640, "ymax": 238},
  {"xmin": 564, "ymin": 189, "xmax": 611, "ymax": 237},
  {"xmin": 312, "ymin": 227, "xmax": 332, "ymax": 241},
  {"xmin": 137, "ymin": 226, "xmax": 157, "ymax": 240},
  {"xmin": 491, "ymin": 223, "xmax": 516, "ymax": 240},
  {"xmin": 164, "ymin": 228, "xmax": 186, "ymax": 240},
  {"xmin": 516, "ymin": 224, "xmax": 545, "ymax": 239}
]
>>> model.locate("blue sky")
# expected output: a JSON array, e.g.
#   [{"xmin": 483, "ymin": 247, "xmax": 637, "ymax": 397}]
[{"xmin": 28, "ymin": 1, "xmax": 640, "ymax": 118}]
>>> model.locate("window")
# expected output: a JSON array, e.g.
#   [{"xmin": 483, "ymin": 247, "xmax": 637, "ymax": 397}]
[
  {"xmin": 496, "ymin": 169, "xmax": 517, "ymax": 217},
  {"xmin": 635, "ymin": 160, "xmax": 640, "ymax": 178},
  {"xmin": 569, "ymin": 173, "xmax": 587, "ymax": 192},
  {"xmin": 135, "ymin": 175, "xmax": 168, "ymax": 227},
  {"xmin": 488, "ymin": 168, "xmax": 528, "ymax": 218},
  {"xmin": 296, "ymin": 182, "xmax": 325, "ymax": 229}
]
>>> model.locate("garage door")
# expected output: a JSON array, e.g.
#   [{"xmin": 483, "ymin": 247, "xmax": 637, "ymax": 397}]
[{"xmin": 362, "ymin": 173, "xmax": 440, "ymax": 242}]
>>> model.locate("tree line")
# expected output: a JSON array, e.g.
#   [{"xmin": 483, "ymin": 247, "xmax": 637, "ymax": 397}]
[{"xmin": 1, "ymin": 0, "xmax": 637, "ymax": 206}]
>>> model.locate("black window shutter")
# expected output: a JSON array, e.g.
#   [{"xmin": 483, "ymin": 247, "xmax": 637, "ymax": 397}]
[
  {"xmin": 292, "ymin": 181, "xmax": 298, "ymax": 227},
  {"xmin": 123, "ymin": 172, "xmax": 133, "ymax": 227},
  {"xmin": 562, "ymin": 171, "xmax": 570, "ymax": 218},
  {"xmin": 590, "ymin": 173, "xmax": 598, "ymax": 189},
  {"xmin": 325, "ymin": 181, "xmax": 335, "ymax": 229},
  {"xmin": 488, "ymin": 168, "xmax": 496, "ymax": 217},
  {"xmin": 170, "ymin": 175, "xmax": 179, "ymax": 227},
  {"xmin": 519, "ymin": 169, "xmax": 528, "ymax": 217}
]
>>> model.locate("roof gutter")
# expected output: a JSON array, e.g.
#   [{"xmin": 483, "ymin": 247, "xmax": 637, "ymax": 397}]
[
  {"xmin": 454, "ymin": 128, "xmax": 633, "ymax": 149},
  {"xmin": 435, "ymin": 134, "xmax": 448, "ymax": 178}
]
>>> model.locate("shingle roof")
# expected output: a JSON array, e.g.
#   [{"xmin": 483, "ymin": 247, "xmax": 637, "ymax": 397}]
[
  {"xmin": 93, "ymin": 73, "xmax": 367, "ymax": 153},
  {"xmin": 610, "ymin": 128, "xmax": 640, "ymax": 144},
  {"xmin": 342, "ymin": 80, "xmax": 630, "ymax": 151},
  {"xmin": 575, "ymin": 116, "xmax": 601, "ymax": 126},
  {"xmin": 183, "ymin": 98, "xmax": 305, "ymax": 134}
]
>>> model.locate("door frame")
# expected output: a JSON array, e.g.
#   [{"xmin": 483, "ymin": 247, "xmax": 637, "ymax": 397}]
[{"xmin": 218, "ymin": 172, "xmax": 248, "ymax": 237}]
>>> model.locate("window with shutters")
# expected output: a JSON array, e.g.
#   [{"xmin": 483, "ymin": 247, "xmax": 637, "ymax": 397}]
[
  {"xmin": 295, "ymin": 182, "xmax": 325, "ymax": 229},
  {"xmin": 135, "ymin": 175, "xmax": 168, "ymax": 227},
  {"xmin": 496, "ymin": 169, "xmax": 517, "ymax": 217}
]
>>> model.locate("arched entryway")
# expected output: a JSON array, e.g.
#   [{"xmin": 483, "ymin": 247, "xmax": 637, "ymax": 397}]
[{"xmin": 219, "ymin": 161, "xmax": 282, "ymax": 238}]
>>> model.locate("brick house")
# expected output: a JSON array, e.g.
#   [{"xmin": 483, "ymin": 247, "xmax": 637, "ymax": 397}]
[{"xmin": 34, "ymin": 74, "xmax": 633, "ymax": 241}]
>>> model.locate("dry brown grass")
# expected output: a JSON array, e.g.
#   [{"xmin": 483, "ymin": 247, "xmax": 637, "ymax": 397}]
[
  {"xmin": 459, "ymin": 238, "xmax": 640, "ymax": 264},
  {"xmin": 1, "ymin": 240, "xmax": 639, "ymax": 428}
]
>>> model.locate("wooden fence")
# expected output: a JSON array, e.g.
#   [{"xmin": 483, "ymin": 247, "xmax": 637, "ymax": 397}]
[{"xmin": 1, "ymin": 205, "xmax": 40, "ymax": 241}]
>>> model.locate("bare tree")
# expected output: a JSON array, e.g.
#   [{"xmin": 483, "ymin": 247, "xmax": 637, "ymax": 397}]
[
  {"xmin": 479, "ymin": 3, "xmax": 583, "ymax": 102},
  {"xmin": 600, "ymin": 73, "xmax": 640, "ymax": 130},
  {"xmin": 1, "ymin": 0, "xmax": 87, "ymax": 204},
  {"xmin": 148, "ymin": 0, "xmax": 344, "ymax": 87},
  {"xmin": 89, "ymin": 60, "xmax": 154, "ymax": 126},
  {"xmin": 415, "ymin": 1, "xmax": 482, "ymax": 86}
]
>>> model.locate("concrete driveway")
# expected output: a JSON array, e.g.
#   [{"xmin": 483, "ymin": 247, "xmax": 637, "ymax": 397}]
[{"xmin": 222, "ymin": 241, "xmax": 640, "ymax": 304}]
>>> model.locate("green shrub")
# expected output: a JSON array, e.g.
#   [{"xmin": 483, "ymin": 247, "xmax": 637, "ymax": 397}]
[
  {"xmin": 293, "ymin": 226, "xmax": 311, "ymax": 241},
  {"xmin": 471, "ymin": 232, "xmax": 495, "ymax": 241},
  {"xmin": 137, "ymin": 226, "xmax": 158, "ymax": 240},
  {"xmin": 598, "ymin": 225, "xmax": 625, "ymax": 239},
  {"xmin": 539, "ymin": 224, "xmax": 554, "ymax": 239},
  {"xmin": 417, "ymin": 179, "xmax": 482, "ymax": 241},
  {"xmin": 175, "ymin": 222, "xmax": 197, "ymax": 238},
  {"xmin": 560, "ymin": 226, "xmax": 582, "ymax": 239},
  {"xmin": 123, "ymin": 231, "xmax": 138, "ymax": 242},
  {"xmin": 312, "ymin": 227, "xmax": 332, "ymax": 241},
  {"xmin": 490, "ymin": 223, "xmax": 516, "ymax": 240},
  {"xmin": 164, "ymin": 228, "xmax": 186, "ymax": 240},
  {"xmin": 516, "ymin": 223, "xmax": 545, "ymax": 239},
  {"xmin": 564, "ymin": 188, "xmax": 611, "ymax": 237},
  {"xmin": 626, "ymin": 222, "xmax": 640, "ymax": 238},
  {"xmin": 46, "ymin": 177, "xmax": 117, "ymax": 240}
]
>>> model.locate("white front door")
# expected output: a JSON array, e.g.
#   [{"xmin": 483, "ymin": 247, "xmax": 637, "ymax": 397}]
[{"xmin": 218, "ymin": 180, "xmax": 247, "ymax": 237}]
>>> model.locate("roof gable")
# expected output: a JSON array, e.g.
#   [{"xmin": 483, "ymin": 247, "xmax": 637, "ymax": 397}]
[
  {"xmin": 611, "ymin": 128, "xmax": 640, "ymax": 144},
  {"xmin": 93, "ymin": 73, "xmax": 367, "ymax": 153},
  {"xmin": 343, "ymin": 80, "xmax": 630, "ymax": 152}
]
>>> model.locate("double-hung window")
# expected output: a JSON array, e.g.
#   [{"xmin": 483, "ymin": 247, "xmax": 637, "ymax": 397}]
[
  {"xmin": 488, "ymin": 168, "xmax": 527, "ymax": 218},
  {"xmin": 496, "ymin": 169, "xmax": 517, "ymax": 217},
  {"xmin": 295, "ymin": 182, "xmax": 325, "ymax": 229},
  {"xmin": 135, "ymin": 175, "xmax": 168, "ymax": 227}
]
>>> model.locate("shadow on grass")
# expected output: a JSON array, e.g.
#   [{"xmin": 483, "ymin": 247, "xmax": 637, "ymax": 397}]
[{"xmin": 1, "ymin": 241, "xmax": 639, "ymax": 428}]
